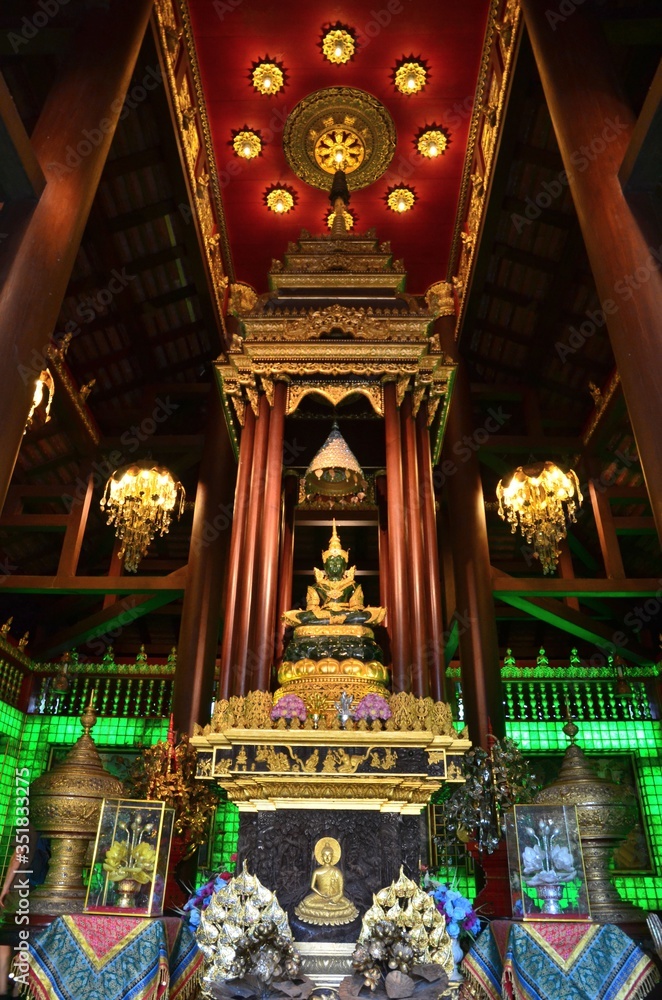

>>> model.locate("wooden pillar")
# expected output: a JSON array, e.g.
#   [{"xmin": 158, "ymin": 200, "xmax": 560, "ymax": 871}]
[
  {"xmin": 248, "ymin": 382, "xmax": 286, "ymax": 692},
  {"xmin": 401, "ymin": 394, "xmax": 428, "ymax": 697},
  {"xmin": 375, "ymin": 473, "xmax": 390, "ymax": 622},
  {"xmin": 174, "ymin": 389, "xmax": 236, "ymax": 733},
  {"xmin": 274, "ymin": 471, "xmax": 298, "ymax": 671},
  {"xmin": 417, "ymin": 404, "xmax": 446, "ymax": 702},
  {"xmin": 383, "ymin": 382, "xmax": 411, "ymax": 691},
  {"xmin": 521, "ymin": 0, "xmax": 662, "ymax": 544},
  {"xmin": 231, "ymin": 396, "xmax": 270, "ymax": 696},
  {"xmin": 0, "ymin": 0, "xmax": 154, "ymax": 513},
  {"xmin": 444, "ymin": 364, "xmax": 505, "ymax": 747},
  {"xmin": 218, "ymin": 406, "xmax": 256, "ymax": 700}
]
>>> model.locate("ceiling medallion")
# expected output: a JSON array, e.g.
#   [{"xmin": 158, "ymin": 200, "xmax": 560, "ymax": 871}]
[
  {"xmin": 231, "ymin": 128, "xmax": 262, "ymax": 159},
  {"xmin": 251, "ymin": 59, "xmax": 286, "ymax": 95},
  {"xmin": 320, "ymin": 24, "xmax": 356, "ymax": 64},
  {"xmin": 283, "ymin": 87, "xmax": 396, "ymax": 191},
  {"xmin": 415, "ymin": 124, "xmax": 451, "ymax": 158},
  {"xmin": 264, "ymin": 185, "xmax": 297, "ymax": 214},
  {"xmin": 392, "ymin": 57, "xmax": 428, "ymax": 94},
  {"xmin": 326, "ymin": 207, "xmax": 355, "ymax": 230},
  {"xmin": 386, "ymin": 186, "xmax": 416, "ymax": 213},
  {"xmin": 314, "ymin": 125, "xmax": 365, "ymax": 174}
]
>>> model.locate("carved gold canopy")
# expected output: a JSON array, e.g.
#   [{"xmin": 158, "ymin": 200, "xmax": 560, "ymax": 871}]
[{"xmin": 216, "ymin": 226, "xmax": 456, "ymax": 439}]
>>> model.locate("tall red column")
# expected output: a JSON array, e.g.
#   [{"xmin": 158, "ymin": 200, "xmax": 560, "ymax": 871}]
[
  {"xmin": 0, "ymin": 0, "xmax": 154, "ymax": 513},
  {"xmin": 417, "ymin": 404, "xmax": 446, "ymax": 701},
  {"xmin": 522, "ymin": 0, "xmax": 662, "ymax": 544},
  {"xmin": 231, "ymin": 395, "xmax": 270, "ymax": 696},
  {"xmin": 218, "ymin": 406, "xmax": 256, "ymax": 700},
  {"xmin": 375, "ymin": 473, "xmax": 390, "ymax": 623},
  {"xmin": 248, "ymin": 382, "xmax": 286, "ymax": 692},
  {"xmin": 401, "ymin": 395, "xmax": 428, "ymax": 697},
  {"xmin": 444, "ymin": 364, "xmax": 505, "ymax": 747},
  {"xmin": 174, "ymin": 389, "xmax": 236, "ymax": 733},
  {"xmin": 275, "ymin": 471, "xmax": 299, "ymax": 671},
  {"xmin": 383, "ymin": 382, "xmax": 411, "ymax": 692}
]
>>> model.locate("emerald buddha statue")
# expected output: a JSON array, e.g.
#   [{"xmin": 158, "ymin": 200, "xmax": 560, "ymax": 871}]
[{"xmin": 277, "ymin": 522, "xmax": 389, "ymax": 709}]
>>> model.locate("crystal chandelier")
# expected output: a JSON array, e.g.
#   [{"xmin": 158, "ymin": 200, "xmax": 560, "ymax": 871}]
[
  {"xmin": 101, "ymin": 462, "xmax": 185, "ymax": 573},
  {"xmin": 496, "ymin": 461, "xmax": 583, "ymax": 575}
]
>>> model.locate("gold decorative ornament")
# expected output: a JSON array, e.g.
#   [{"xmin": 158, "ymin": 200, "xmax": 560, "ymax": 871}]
[
  {"xmin": 251, "ymin": 60, "xmax": 285, "ymax": 95},
  {"xmin": 29, "ymin": 698, "xmax": 125, "ymax": 914},
  {"xmin": 283, "ymin": 87, "xmax": 396, "ymax": 191},
  {"xmin": 321, "ymin": 26, "xmax": 356, "ymax": 64},
  {"xmin": 305, "ymin": 424, "xmax": 367, "ymax": 501},
  {"xmin": 25, "ymin": 369, "xmax": 55, "ymax": 434},
  {"xmin": 360, "ymin": 867, "xmax": 454, "ymax": 975},
  {"xmin": 265, "ymin": 186, "xmax": 296, "ymax": 214},
  {"xmin": 232, "ymin": 129, "xmax": 262, "ymax": 159},
  {"xmin": 314, "ymin": 125, "xmax": 365, "ymax": 174},
  {"xmin": 295, "ymin": 837, "xmax": 358, "ymax": 926},
  {"xmin": 496, "ymin": 461, "xmax": 583, "ymax": 574},
  {"xmin": 326, "ymin": 207, "xmax": 355, "ymax": 230},
  {"xmin": 393, "ymin": 58, "xmax": 428, "ymax": 94},
  {"xmin": 100, "ymin": 461, "xmax": 186, "ymax": 573},
  {"xmin": 386, "ymin": 187, "xmax": 416, "ymax": 213},
  {"xmin": 416, "ymin": 126, "xmax": 450, "ymax": 158}
]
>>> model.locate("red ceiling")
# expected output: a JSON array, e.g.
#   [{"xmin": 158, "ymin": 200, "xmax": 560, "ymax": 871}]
[{"xmin": 187, "ymin": 0, "xmax": 490, "ymax": 294}]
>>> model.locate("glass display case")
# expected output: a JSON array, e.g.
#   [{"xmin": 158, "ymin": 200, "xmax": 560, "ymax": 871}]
[
  {"xmin": 84, "ymin": 798, "xmax": 174, "ymax": 916},
  {"xmin": 505, "ymin": 804, "xmax": 590, "ymax": 920}
]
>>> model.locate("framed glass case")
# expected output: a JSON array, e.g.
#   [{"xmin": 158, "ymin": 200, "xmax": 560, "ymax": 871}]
[
  {"xmin": 505, "ymin": 804, "xmax": 590, "ymax": 920},
  {"xmin": 84, "ymin": 798, "xmax": 174, "ymax": 916}
]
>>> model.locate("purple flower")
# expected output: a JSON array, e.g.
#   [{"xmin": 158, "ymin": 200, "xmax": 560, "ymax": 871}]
[
  {"xmin": 354, "ymin": 694, "xmax": 392, "ymax": 721},
  {"xmin": 271, "ymin": 694, "xmax": 307, "ymax": 721}
]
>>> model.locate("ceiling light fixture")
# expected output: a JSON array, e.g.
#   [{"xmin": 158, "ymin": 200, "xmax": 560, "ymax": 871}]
[
  {"xmin": 496, "ymin": 461, "xmax": 583, "ymax": 575},
  {"xmin": 320, "ymin": 24, "xmax": 356, "ymax": 65},
  {"xmin": 415, "ymin": 124, "xmax": 451, "ymax": 158},
  {"xmin": 231, "ymin": 128, "xmax": 263, "ymax": 159},
  {"xmin": 386, "ymin": 186, "xmax": 416, "ymax": 213},
  {"xmin": 392, "ymin": 57, "xmax": 428, "ymax": 95},
  {"xmin": 24, "ymin": 369, "xmax": 55, "ymax": 434},
  {"xmin": 264, "ymin": 185, "xmax": 297, "ymax": 214},
  {"xmin": 251, "ymin": 59, "xmax": 285, "ymax": 95},
  {"xmin": 101, "ymin": 462, "xmax": 186, "ymax": 573}
]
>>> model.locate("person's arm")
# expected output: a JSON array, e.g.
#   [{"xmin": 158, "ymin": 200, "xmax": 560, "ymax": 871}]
[{"xmin": 0, "ymin": 850, "xmax": 20, "ymax": 907}]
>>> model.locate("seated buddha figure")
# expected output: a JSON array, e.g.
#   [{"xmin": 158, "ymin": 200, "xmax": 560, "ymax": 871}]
[
  {"xmin": 282, "ymin": 522, "xmax": 386, "ymax": 628},
  {"xmin": 295, "ymin": 837, "xmax": 358, "ymax": 927}
]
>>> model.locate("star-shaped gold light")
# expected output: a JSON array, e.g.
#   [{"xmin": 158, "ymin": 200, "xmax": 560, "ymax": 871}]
[
  {"xmin": 264, "ymin": 185, "xmax": 296, "ymax": 214},
  {"xmin": 386, "ymin": 186, "xmax": 416, "ymax": 213},
  {"xmin": 415, "ymin": 125, "xmax": 451, "ymax": 158},
  {"xmin": 251, "ymin": 59, "xmax": 285, "ymax": 95},
  {"xmin": 321, "ymin": 25, "xmax": 356, "ymax": 64},
  {"xmin": 393, "ymin": 57, "xmax": 428, "ymax": 95},
  {"xmin": 231, "ymin": 129, "xmax": 262, "ymax": 159}
]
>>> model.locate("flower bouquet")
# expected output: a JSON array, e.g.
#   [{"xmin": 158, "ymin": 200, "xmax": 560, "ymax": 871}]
[
  {"xmin": 181, "ymin": 865, "xmax": 234, "ymax": 929},
  {"xmin": 271, "ymin": 694, "xmax": 307, "ymax": 723},
  {"xmin": 353, "ymin": 693, "xmax": 392, "ymax": 723},
  {"xmin": 423, "ymin": 874, "xmax": 482, "ymax": 980}
]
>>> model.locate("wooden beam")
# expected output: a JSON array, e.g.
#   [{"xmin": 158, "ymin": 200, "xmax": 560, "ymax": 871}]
[
  {"xmin": 492, "ymin": 572, "xmax": 662, "ymax": 598},
  {"xmin": 0, "ymin": 573, "xmax": 187, "ymax": 595},
  {"xmin": 0, "ymin": 71, "xmax": 45, "ymax": 201},
  {"xmin": 589, "ymin": 481, "xmax": 626, "ymax": 578},
  {"xmin": 33, "ymin": 569, "xmax": 188, "ymax": 658},
  {"xmin": 496, "ymin": 591, "xmax": 653, "ymax": 666},
  {"xmin": 619, "ymin": 58, "xmax": 662, "ymax": 193},
  {"xmin": 57, "ymin": 475, "xmax": 93, "ymax": 577}
]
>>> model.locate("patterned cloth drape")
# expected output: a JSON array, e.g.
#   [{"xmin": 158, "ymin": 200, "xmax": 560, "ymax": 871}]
[
  {"xmin": 461, "ymin": 919, "xmax": 660, "ymax": 1000},
  {"xmin": 25, "ymin": 914, "xmax": 202, "ymax": 1000}
]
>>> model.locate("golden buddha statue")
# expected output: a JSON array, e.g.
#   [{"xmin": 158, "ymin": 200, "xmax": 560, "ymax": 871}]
[
  {"xmin": 282, "ymin": 521, "xmax": 385, "ymax": 628},
  {"xmin": 295, "ymin": 837, "xmax": 358, "ymax": 926}
]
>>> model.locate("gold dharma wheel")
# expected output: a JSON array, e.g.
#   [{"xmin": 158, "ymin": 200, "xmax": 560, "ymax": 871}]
[{"xmin": 313, "ymin": 125, "xmax": 365, "ymax": 174}]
